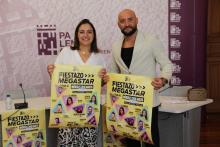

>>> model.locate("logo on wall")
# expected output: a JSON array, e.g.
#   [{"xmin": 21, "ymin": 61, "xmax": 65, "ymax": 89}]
[
  {"xmin": 170, "ymin": 38, "xmax": 181, "ymax": 49},
  {"xmin": 170, "ymin": 51, "xmax": 181, "ymax": 61},
  {"xmin": 36, "ymin": 25, "xmax": 73, "ymax": 55},
  {"xmin": 170, "ymin": 12, "xmax": 181, "ymax": 23},
  {"xmin": 172, "ymin": 63, "xmax": 181, "ymax": 74},
  {"xmin": 171, "ymin": 76, "xmax": 181, "ymax": 85},
  {"xmin": 170, "ymin": 25, "xmax": 181, "ymax": 35},
  {"xmin": 170, "ymin": 0, "xmax": 181, "ymax": 9}
]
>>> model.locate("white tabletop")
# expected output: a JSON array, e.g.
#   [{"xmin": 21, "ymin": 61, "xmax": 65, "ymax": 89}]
[
  {"xmin": 0, "ymin": 96, "xmax": 213, "ymax": 114},
  {"xmin": 159, "ymin": 96, "xmax": 213, "ymax": 113}
]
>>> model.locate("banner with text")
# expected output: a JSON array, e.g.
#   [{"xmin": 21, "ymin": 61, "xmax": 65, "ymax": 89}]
[
  {"xmin": 106, "ymin": 73, "xmax": 154, "ymax": 144},
  {"xmin": 49, "ymin": 64, "xmax": 101, "ymax": 128},
  {"xmin": 2, "ymin": 109, "xmax": 46, "ymax": 147}
]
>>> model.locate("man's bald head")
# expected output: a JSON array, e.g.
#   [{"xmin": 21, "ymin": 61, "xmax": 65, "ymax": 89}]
[
  {"xmin": 118, "ymin": 9, "xmax": 137, "ymax": 20},
  {"xmin": 118, "ymin": 9, "xmax": 138, "ymax": 36}
]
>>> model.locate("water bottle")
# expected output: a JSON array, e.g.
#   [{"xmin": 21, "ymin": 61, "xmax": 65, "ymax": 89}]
[{"xmin": 5, "ymin": 94, "xmax": 13, "ymax": 110}]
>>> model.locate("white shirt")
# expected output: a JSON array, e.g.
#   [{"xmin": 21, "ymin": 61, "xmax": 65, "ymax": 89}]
[{"xmin": 55, "ymin": 46, "xmax": 107, "ymax": 68}]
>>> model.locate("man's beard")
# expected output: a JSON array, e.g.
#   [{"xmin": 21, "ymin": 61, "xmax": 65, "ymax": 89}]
[{"xmin": 121, "ymin": 26, "xmax": 137, "ymax": 36}]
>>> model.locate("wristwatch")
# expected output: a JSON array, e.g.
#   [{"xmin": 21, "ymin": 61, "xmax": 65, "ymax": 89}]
[{"xmin": 160, "ymin": 78, "xmax": 168, "ymax": 86}]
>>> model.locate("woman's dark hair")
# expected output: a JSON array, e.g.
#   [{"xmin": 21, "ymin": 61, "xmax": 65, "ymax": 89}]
[
  {"xmin": 16, "ymin": 135, "xmax": 22, "ymax": 143},
  {"xmin": 90, "ymin": 95, "xmax": 97, "ymax": 104},
  {"xmin": 141, "ymin": 109, "xmax": 148, "ymax": 120},
  {"xmin": 71, "ymin": 19, "xmax": 99, "ymax": 53},
  {"xmin": 119, "ymin": 107, "xmax": 125, "ymax": 116},
  {"xmin": 66, "ymin": 97, "xmax": 73, "ymax": 106},
  {"xmin": 37, "ymin": 131, "xmax": 44, "ymax": 139}
]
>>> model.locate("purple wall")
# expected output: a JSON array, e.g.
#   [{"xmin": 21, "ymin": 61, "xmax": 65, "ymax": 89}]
[
  {"xmin": 169, "ymin": 0, "xmax": 207, "ymax": 87},
  {"xmin": 194, "ymin": 0, "xmax": 208, "ymax": 87}
]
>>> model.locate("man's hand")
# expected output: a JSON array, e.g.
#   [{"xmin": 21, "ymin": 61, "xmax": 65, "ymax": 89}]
[
  {"xmin": 151, "ymin": 77, "xmax": 167, "ymax": 90},
  {"xmin": 47, "ymin": 64, "xmax": 55, "ymax": 78}
]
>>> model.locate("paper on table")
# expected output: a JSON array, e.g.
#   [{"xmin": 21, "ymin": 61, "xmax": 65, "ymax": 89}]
[{"xmin": 161, "ymin": 97, "xmax": 189, "ymax": 104}]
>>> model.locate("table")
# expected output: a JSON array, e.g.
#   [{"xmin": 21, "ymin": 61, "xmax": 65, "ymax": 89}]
[{"xmin": 158, "ymin": 96, "xmax": 213, "ymax": 147}]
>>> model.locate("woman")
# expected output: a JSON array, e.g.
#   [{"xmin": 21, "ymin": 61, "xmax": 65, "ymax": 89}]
[
  {"xmin": 90, "ymin": 95, "xmax": 97, "ymax": 104},
  {"xmin": 140, "ymin": 109, "xmax": 148, "ymax": 121},
  {"xmin": 36, "ymin": 131, "xmax": 44, "ymax": 140},
  {"xmin": 119, "ymin": 106, "xmax": 125, "ymax": 116},
  {"xmin": 16, "ymin": 135, "xmax": 22, "ymax": 144},
  {"xmin": 66, "ymin": 97, "xmax": 73, "ymax": 106},
  {"xmin": 47, "ymin": 19, "xmax": 107, "ymax": 147}
]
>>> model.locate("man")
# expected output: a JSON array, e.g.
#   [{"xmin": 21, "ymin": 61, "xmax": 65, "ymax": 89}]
[
  {"xmin": 87, "ymin": 106, "xmax": 93, "ymax": 116},
  {"xmin": 56, "ymin": 104, "xmax": 63, "ymax": 113},
  {"xmin": 57, "ymin": 86, "xmax": 63, "ymax": 95},
  {"xmin": 111, "ymin": 9, "xmax": 172, "ymax": 147},
  {"xmin": 138, "ymin": 120, "xmax": 144, "ymax": 132},
  {"xmin": 35, "ymin": 140, "xmax": 41, "ymax": 147},
  {"xmin": 110, "ymin": 112, "xmax": 116, "ymax": 121},
  {"xmin": 55, "ymin": 117, "xmax": 60, "ymax": 124},
  {"xmin": 8, "ymin": 142, "xmax": 14, "ymax": 147}
]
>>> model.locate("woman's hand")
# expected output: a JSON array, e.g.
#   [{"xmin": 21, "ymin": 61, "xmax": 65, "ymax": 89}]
[
  {"xmin": 102, "ymin": 74, "xmax": 110, "ymax": 85},
  {"xmin": 98, "ymin": 68, "xmax": 109, "ymax": 85},
  {"xmin": 47, "ymin": 64, "xmax": 55, "ymax": 78},
  {"xmin": 98, "ymin": 68, "xmax": 107, "ymax": 78}
]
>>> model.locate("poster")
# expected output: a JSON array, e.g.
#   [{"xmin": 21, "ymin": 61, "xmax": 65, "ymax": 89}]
[
  {"xmin": 106, "ymin": 73, "xmax": 154, "ymax": 144},
  {"xmin": 1, "ymin": 109, "xmax": 46, "ymax": 147},
  {"xmin": 49, "ymin": 64, "xmax": 101, "ymax": 128}
]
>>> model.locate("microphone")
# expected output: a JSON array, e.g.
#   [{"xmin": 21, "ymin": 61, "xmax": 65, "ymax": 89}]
[
  {"xmin": 14, "ymin": 83, "xmax": 28, "ymax": 109},
  {"xmin": 19, "ymin": 83, "xmax": 26, "ymax": 103}
]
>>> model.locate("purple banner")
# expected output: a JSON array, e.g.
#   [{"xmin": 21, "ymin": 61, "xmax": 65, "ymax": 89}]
[{"xmin": 169, "ymin": 0, "xmax": 207, "ymax": 87}]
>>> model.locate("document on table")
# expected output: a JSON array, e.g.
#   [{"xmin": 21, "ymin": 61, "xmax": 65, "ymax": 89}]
[{"xmin": 161, "ymin": 97, "xmax": 189, "ymax": 104}]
